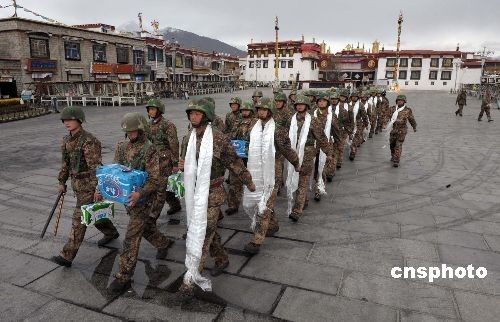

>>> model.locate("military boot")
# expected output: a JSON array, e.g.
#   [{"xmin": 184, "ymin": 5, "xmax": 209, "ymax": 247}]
[
  {"xmin": 51, "ymin": 255, "xmax": 72, "ymax": 267},
  {"xmin": 244, "ymin": 242, "xmax": 260, "ymax": 255},
  {"xmin": 314, "ymin": 193, "xmax": 321, "ymax": 201},
  {"xmin": 167, "ymin": 204, "xmax": 182, "ymax": 215},
  {"xmin": 109, "ymin": 278, "xmax": 131, "ymax": 294},
  {"xmin": 97, "ymin": 232, "xmax": 120, "ymax": 247},
  {"xmin": 156, "ymin": 239, "xmax": 175, "ymax": 259},
  {"xmin": 225, "ymin": 208, "xmax": 238, "ymax": 216},
  {"xmin": 210, "ymin": 260, "xmax": 229, "ymax": 276},
  {"xmin": 289, "ymin": 212, "xmax": 300, "ymax": 222}
]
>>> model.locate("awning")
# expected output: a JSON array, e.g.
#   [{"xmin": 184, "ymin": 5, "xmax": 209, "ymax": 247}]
[
  {"xmin": 66, "ymin": 68, "xmax": 84, "ymax": 75},
  {"xmin": 117, "ymin": 74, "xmax": 131, "ymax": 80},
  {"xmin": 95, "ymin": 74, "xmax": 108, "ymax": 79},
  {"xmin": 31, "ymin": 72, "xmax": 52, "ymax": 79}
]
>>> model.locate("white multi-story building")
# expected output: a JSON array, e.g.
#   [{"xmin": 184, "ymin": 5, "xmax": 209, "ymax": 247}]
[
  {"xmin": 244, "ymin": 40, "xmax": 320, "ymax": 84},
  {"xmin": 375, "ymin": 50, "xmax": 463, "ymax": 91}
]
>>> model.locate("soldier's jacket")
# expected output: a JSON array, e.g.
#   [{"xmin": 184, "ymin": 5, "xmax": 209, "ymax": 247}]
[
  {"xmin": 348, "ymin": 101, "xmax": 369, "ymax": 129},
  {"xmin": 292, "ymin": 113, "xmax": 333, "ymax": 174},
  {"xmin": 180, "ymin": 127, "xmax": 253, "ymax": 206},
  {"xmin": 147, "ymin": 116, "xmax": 179, "ymax": 166},
  {"xmin": 388, "ymin": 106, "xmax": 417, "ymax": 137},
  {"xmin": 274, "ymin": 106, "xmax": 293, "ymax": 128},
  {"xmin": 333, "ymin": 103, "xmax": 353, "ymax": 136},
  {"xmin": 312, "ymin": 107, "xmax": 341, "ymax": 146},
  {"xmin": 456, "ymin": 93, "xmax": 467, "ymax": 105},
  {"xmin": 224, "ymin": 111, "xmax": 241, "ymax": 134},
  {"xmin": 212, "ymin": 115, "xmax": 226, "ymax": 132},
  {"xmin": 245, "ymin": 118, "xmax": 300, "ymax": 168},
  {"xmin": 380, "ymin": 96, "xmax": 390, "ymax": 117},
  {"xmin": 58, "ymin": 129, "xmax": 101, "ymax": 192},
  {"xmin": 114, "ymin": 132, "xmax": 159, "ymax": 199},
  {"xmin": 364, "ymin": 101, "xmax": 376, "ymax": 118}
]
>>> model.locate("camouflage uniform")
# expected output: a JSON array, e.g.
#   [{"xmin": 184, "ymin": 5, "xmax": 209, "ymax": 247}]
[
  {"xmin": 478, "ymin": 93, "xmax": 492, "ymax": 122},
  {"xmin": 180, "ymin": 127, "xmax": 253, "ymax": 271},
  {"xmin": 368, "ymin": 92, "xmax": 378, "ymax": 137},
  {"xmin": 147, "ymin": 115, "xmax": 181, "ymax": 218},
  {"xmin": 114, "ymin": 129, "xmax": 172, "ymax": 283},
  {"xmin": 389, "ymin": 96, "xmax": 417, "ymax": 166},
  {"xmin": 374, "ymin": 91, "xmax": 384, "ymax": 134},
  {"xmin": 58, "ymin": 128, "xmax": 118, "ymax": 262},
  {"xmin": 289, "ymin": 95, "xmax": 334, "ymax": 220},
  {"xmin": 212, "ymin": 115, "xmax": 226, "ymax": 132},
  {"xmin": 455, "ymin": 91, "xmax": 467, "ymax": 116},
  {"xmin": 348, "ymin": 94, "xmax": 369, "ymax": 160},
  {"xmin": 273, "ymin": 93, "xmax": 293, "ymax": 192},
  {"xmin": 332, "ymin": 91, "xmax": 353, "ymax": 169},
  {"xmin": 224, "ymin": 97, "xmax": 242, "ymax": 134},
  {"xmin": 379, "ymin": 94, "xmax": 391, "ymax": 130},
  {"xmin": 226, "ymin": 103, "xmax": 255, "ymax": 212}
]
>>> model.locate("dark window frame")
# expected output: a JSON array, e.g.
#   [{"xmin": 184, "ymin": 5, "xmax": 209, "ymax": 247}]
[
  {"xmin": 441, "ymin": 71, "xmax": 452, "ymax": 80},
  {"xmin": 442, "ymin": 58, "xmax": 453, "ymax": 68},
  {"xmin": 429, "ymin": 70, "xmax": 438, "ymax": 80},
  {"xmin": 29, "ymin": 38, "xmax": 50, "ymax": 58},
  {"xmin": 398, "ymin": 70, "xmax": 407, "ymax": 80},
  {"xmin": 92, "ymin": 44, "xmax": 107, "ymax": 62},
  {"xmin": 133, "ymin": 50, "xmax": 144, "ymax": 65},
  {"xmin": 64, "ymin": 41, "xmax": 81, "ymax": 61},
  {"xmin": 410, "ymin": 70, "xmax": 421, "ymax": 80},
  {"xmin": 281, "ymin": 60, "xmax": 287, "ymax": 68},
  {"xmin": 411, "ymin": 58, "xmax": 422, "ymax": 67},
  {"xmin": 147, "ymin": 47, "xmax": 156, "ymax": 61},
  {"xmin": 116, "ymin": 47, "xmax": 130, "ymax": 64},
  {"xmin": 263, "ymin": 60, "xmax": 268, "ymax": 68},
  {"xmin": 156, "ymin": 48, "xmax": 164, "ymax": 62},
  {"xmin": 385, "ymin": 70, "xmax": 394, "ymax": 78},
  {"xmin": 288, "ymin": 60, "xmax": 293, "ymax": 68},
  {"xmin": 386, "ymin": 58, "xmax": 396, "ymax": 67},
  {"xmin": 430, "ymin": 58, "xmax": 439, "ymax": 68},
  {"xmin": 399, "ymin": 58, "xmax": 408, "ymax": 67}
]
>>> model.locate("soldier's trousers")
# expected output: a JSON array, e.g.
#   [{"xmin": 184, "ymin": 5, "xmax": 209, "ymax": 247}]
[
  {"xmin": 61, "ymin": 190, "xmax": 118, "ymax": 261},
  {"xmin": 291, "ymin": 163, "xmax": 312, "ymax": 218},
  {"xmin": 369, "ymin": 115, "xmax": 377, "ymax": 135},
  {"xmin": 227, "ymin": 159, "xmax": 248, "ymax": 210},
  {"xmin": 252, "ymin": 178, "xmax": 280, "ymax": 245},
  {"xmin": 375, "ymin": 112, "xmax": 383, "ymax": 133},
  {"xmin": 324, "ymin": 140, "xmax": 337, "ymax": 177},
  {"xmin": 478, "ymin": 106, "xmax": 491, "ymax": 121},
  {"xmin": 275, "ymin": 155, "xmax": 285, "ymax": 191},
  {"xmin": 350, "ymin": 129, "xmax": 364, "ymax": 156},
  {"xmin": 199, "ymin": 189, "xmax": 229, "ymax": 271},
  {"xmin": 115, "ymin": 202, "xmax": 172, "ymax": 282},
  {"xmin": 335, "ymin": 132, "xmax": 348, "ymax": 167},
  {"xmin": 455, "ymin": 104, "xmax": 464, "ymax": 116},
  {"xmin": 390, "ymin": 132, "xmax": 406, "ymax": 163}
]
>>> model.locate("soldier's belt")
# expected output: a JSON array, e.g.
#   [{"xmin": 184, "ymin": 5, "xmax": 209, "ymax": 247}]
[
  {"xmin": 71, "ymin": 172, "xmax": 92, "ymax": 179},
  {"xmin": 210, "ymin": 176, "xmax": 225, "ymax": 189}
]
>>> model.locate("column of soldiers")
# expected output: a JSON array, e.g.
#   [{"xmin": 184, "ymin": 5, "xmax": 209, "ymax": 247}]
[{"xmin": 51, "ymin": 87, "xmax": 416, "ymax": 296}]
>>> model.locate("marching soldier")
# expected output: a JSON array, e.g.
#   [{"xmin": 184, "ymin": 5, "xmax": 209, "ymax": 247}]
[
  {"xmin": 224, "ymin": 97, "xmax": 242, "ymax": 134},
  {"xmin": 478, "ymin": 90, "xmax": 493, "ymax": 122},
  {"xmin": 388, "ymin": 94, "xmax": 417, "ymax": 167},
  {"xmin": 145, "ymin": 99, "xmax": 182, "ymax": 218},
  {"xmin": 332, "ymin": 90, "xmax": 352, "ymax": 169},
  {"xmin": 226, "ymin": 102, "xmax": 255, "ymax": 215},
  {"xmin": 304, "ymin": 90, "xmax": 318, "ymax": 111},
  {"xmin": 348, "ymin": 91, "xmax": 368, "ymax": 161},
  {"xmin": 243, "ymin": 98, "xmax": 300, "ymax": 254},
  {"xmin": 108, "ymin": 113, "xmax": 174, "ymax": 293},
  {"xmin": 377, "ymin": 89, "xmax": 390, "ymax": 132},
  {"xmin": 273, "ymin": 92, "xmax": 293, "ymax": 194},
  {"xmin": 52, "ymin": 107, "xmax": 119, "ymax": 268},
  {"xmin": 374, "ymin": 89, "xmax": 384, "ymax": 134},
  {"xmin": 203, "ymin": 97, "xmax": 225, "ymax": 131},
  {"xmin": 455, "ymin": 89, "xmax": 467, "ymax": 117},
  {"xmin": 287, "ymin": 94, "xmax": 333, "ymax": 222},
  {"xmin": 252, "ymin": 90, "xmax": 263, "ymax": 106},
  {"xmin": 178, "ymin": 100, "xmax": 255, "ymax": 294},
  {"xmin": 288, "ymin": 88, "xmax": 297, "ymax": 110},
  {"xmin": 368, "ymin": 88, "xmax": 379, "ymax": 138}
]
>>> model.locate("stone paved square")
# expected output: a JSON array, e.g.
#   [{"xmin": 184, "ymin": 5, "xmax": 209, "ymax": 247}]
[{"xmin": 1, "ymin": 89, "xmax": 499, "ymax": 321}]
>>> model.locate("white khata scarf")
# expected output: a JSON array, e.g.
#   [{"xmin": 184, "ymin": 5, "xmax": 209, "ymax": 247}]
[
  {"xmin": 348, "ymin": 101, "xmax": 360, "ymax": 146},
  {"xmin": 183, "ymin": 124, "xmax": 213, "ymax": 291},
  {"xmin": 363, "ymin": 101, "xmax": 371, "ymax": 140},
  {"xmin": 383, "ymin": 105, "xmax": 406, "ymax": 148},
  {"xmin": 286, "ymin": 112, "xmax": 311, "ymax": 215},
  {"xmin": 313, "ymin": 107, "xmax": 332, "ymax": 195},
  {"xmin": 368, "ymin": 97, "xmax": 374, "ymax": 107},
  {"xmin": 243, "ymin": 119, "xmax": 276, "ymax": 230},
  {"xmin": 334, "ymin": 102, "xmax": 348, "ymax": 117}
]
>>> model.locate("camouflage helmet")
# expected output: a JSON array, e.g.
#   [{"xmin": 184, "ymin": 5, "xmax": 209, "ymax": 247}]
[
  {"xmin": 303, "ymin": 89, "xmax": 316, "ymax": 98},
  {"xmin": 186, "ymin": 99, "xmax": 215, "ymax": 122},
  {"xmin": 289, "ymin": 89, "xmax": 297, "ymax": 96},
  {"xmin": 229, "ymin": 97, "xmax": 242, "ymax": 107},
  {"xmin": 350, "ymin": 90, "xmax": 360, "ymax": 98},
  {"xmin": 294, "ymin": 94, "xmax": 311, "ymax": 108},
  {"xmin": 60, "ymin": 106, "xmax": 85, "ymax": 123},
  {"xmin": 252, "ymin": 90, "xmax": 263, "ymax": 98},
  {"xmin": 146, "ymin": 98, "xmax": 165, "ymax": 113},
  {"xmin": 370, "ymin": 87, "xmax": 378, "ymax": 94},
  {"xmin": 239, "ymin": 101, "xmax": 255, "ymax": 114},
  {"xmin": 361, "ymin": 91, "xmax": 370, "ymax": 99},
  {"xmin": 316, "ymin": 91, "xmax": 330, "ymax": 103},
  {"xmin": 274, "ymin": 92, "xmax": 287, "ymax": 102},
  {"xmin": 121, "ymin": 112, "xmax": 146, "ymax": 132},
  {"xmin": 329, "ymin": 92, "xmax": 340, "ymax": 100},
  {"xmin": 255, "ymin": 97, "xmax": 276, "ymax": 115},
  {"xmin": 339, "ymin": 89, "xmax": 349, "ymax": 98},
  {"xmin": 396, "ymin": 94, "xmax": 407, "ymax": 102},
  {"xmin": 204, "ymin": 97, "xmax": 216, "ymax": 106}
]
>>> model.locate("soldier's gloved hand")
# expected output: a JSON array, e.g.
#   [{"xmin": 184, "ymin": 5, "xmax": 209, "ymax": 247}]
[
  {"xmin": 326, "ymin": 155, "xmax": 333, "ymax": 163},
  {"xmin": 414, "ymin": 128, "xmax": 417, "ymax": 132},
  {"xmin": 294, "ymin": 164, "xmax": 301, "ymax": 172},
  {"xmin": 94, "ymin": 191, "xmax": 103, "ymax": 202},
  {"xmin": 58, "ymin": 184, "xmax": 66, "ymax": 194},
  {"xmin": 247, "ymin": 182, "xmax": 256, "ymax": 192},
  {"xmin": 128, "ymin": 192, "xmax": 141, "ymax": 207},
  {"xmin": 178, "ymin": 159, "xmax": 185, "ymax": 170}
]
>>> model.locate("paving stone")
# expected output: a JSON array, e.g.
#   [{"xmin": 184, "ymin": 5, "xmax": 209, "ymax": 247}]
[
  {"xmin": 211, "ymin": 274, "xmax": 282, "ymax": 314},
  {"xmin": 0, "ymin": 247, "xmax": 58, "ymax": 286},
  {"xmin": 0, "ymin": 282, "xmax": 51, "ymax": 321},
  {"xmin": 273, "ymin": 287, "xmax": 397, "ymax": 322},
  {"xmin": 341, "ymin": 271, "xmax": 457, "ymax": 318},
  {"xmin": 483, "ymin": 234, "xmax": 500, "ymax": 252},
  {"xmin": 325, "ymin": 219, "xmax": 400, "ymax": 236},
  {"xmin": 218, "ymin": 306, "xmax": 281, "ymax": 321},
  {"xmin": 0, "ymin": 230, "xmax": 39, "ymax": 251},
  {"xmin": 438, "ymin": 244, "xmax": 500, "ymax": 272},
  {"xmin": 24, "ymin": 299, "xmax": 120, "ymax": 322},
  {"xmin": 345, "ymin": 238, "xmax": 439, "ymax": 262},
  {"xmin": 400, "ymin": 311, "xmax": 459, "ymax": 322},
  {"xmin": 241, "ymin": 254, "xmax": 342, "ymax": 295},
  {"xmin": 26, "ymin": 267, "xmax": 115, "ymax": 309},
  {"xmin": 454, "ymin": 290, "xmax": 500, "ymax": 322},
  {"xmin": 449, "ymin": 220, "xmax": 500, "ymax": 236},
  {"xmin": 103, "ymin": 297, "xmax": 220, "ymax": 321},
  {"xmin": 309, "ymin": 244, "xmax": 403, "ymax": 277},
  {"xmin": 225, "ymin": 232, "xmax": 312, "ymax": 260},
  {"xmin": 404, "ymin": 229, "xmax": 489, "ymax": 250}
]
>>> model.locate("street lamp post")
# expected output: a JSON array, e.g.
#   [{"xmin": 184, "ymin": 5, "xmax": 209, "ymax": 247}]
[{"xmin": 454, "ymin": 61, "xmax": 461, "ymax": 92}]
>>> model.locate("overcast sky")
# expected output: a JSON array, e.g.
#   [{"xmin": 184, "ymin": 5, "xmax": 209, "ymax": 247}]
[{"xmin": 1, "ymin": 0, "xmax": 499, "ymax": 55}]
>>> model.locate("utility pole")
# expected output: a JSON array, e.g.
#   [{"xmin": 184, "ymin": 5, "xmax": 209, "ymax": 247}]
[
  {"xmin": 392, "ymin": 11, "xmax": 403, "ymax": 93},
  {"xmin": 274, "ymin": 16, "xmax": 280, "ymax": 90}
]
